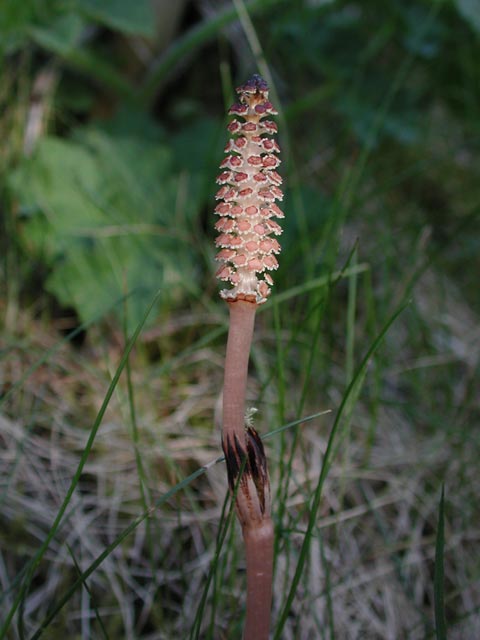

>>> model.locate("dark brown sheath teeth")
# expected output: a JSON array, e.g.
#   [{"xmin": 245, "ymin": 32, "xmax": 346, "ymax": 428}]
[{"xmin": 222, "ymin": 426, "xmax": 271, "ymax": 527}]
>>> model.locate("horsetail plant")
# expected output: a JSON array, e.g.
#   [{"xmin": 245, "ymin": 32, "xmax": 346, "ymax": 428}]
[{"xmin": 214, "ymin": 74, "xmax": 283, "ymax": 640}]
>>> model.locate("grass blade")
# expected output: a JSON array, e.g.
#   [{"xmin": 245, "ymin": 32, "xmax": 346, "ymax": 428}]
[
  {"xmin": 26, "ymin": 411, "xmax": 325, "ymax": 638},
  {"xmin": 191, "ymin": 488, "xmax": 236, "ymax": 640},
  {"xmin": 273, "ymin": 301, "xmax": 408, "ymax": 639},
  {"xmin": 139, "ymin": 0, "xmax": 284, "ymax": 107},
  {"xmin": 29, "ymin": 464, "xmax": 207, "ymax": 639},
  {"xmin": 434, "ymin": 485, "xmax": 447, "ymax": 640},
  {"xmin": 0, "ymin": 291, "xmax": 161, "ymax": 639},
  {"xmin": 67, "ymin": 545, "xmax": 109, "ymax": 640}
]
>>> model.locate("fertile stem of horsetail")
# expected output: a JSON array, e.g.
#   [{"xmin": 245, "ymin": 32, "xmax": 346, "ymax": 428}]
[{"xmin": 214, "ymin": 75, "xmax": 284, "ymax": 640}]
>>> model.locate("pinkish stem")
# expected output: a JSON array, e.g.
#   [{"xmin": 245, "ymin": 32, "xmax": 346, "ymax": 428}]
[
  {"xmin": 222, "ymin": 299, "xmax": 274, "ymax": 640},
  {"xmin": 244, "ymin": 520, "xmax": 274, "ymax": 640},
  {"xmin": 222, "ymin": 300, "xmax": 257, "ymax": 445}
]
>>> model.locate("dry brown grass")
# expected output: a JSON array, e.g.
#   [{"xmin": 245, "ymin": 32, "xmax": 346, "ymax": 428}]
[{"xmin": 1, "ymin": 267, "xmax": 479, "ymax": 638}]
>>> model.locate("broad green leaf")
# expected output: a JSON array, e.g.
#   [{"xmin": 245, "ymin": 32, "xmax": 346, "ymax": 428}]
[
  {"xmin": 10, "ymin": 124, "xmax": 201, "ymax": 329},
  {"xmin": 76, "ymin": 0, "xmax": 156, "ymax": 37},
  {"xmin": 336, "ymin": 93, "xmax": 420, "ymax": 147},
  {"xmin": 29, "ymin": 13, "xmax": 86, "ymax": 55},
  {"xmin": 0, "ymin": 0, "xmax": 70, "ymax": 55},
  {"xmin": 0, "ymin": 0, "xmax": 33, "ymax": 54},
  {"xmin": 170, "ymin": 117, "xmax": 223, "ymax": 173},
  {"xmin": 455, "ymin": 0, "xmax": 480, "ymax": 34}
]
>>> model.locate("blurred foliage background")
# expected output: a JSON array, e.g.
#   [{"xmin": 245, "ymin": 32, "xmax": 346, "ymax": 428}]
[
  {"xmin": 3, "ymin": 0, "xmax": 480, "ymax": 330},
  {"xmin": 1, "ymin": 0, "xmax": 479, "ymax": 638}
]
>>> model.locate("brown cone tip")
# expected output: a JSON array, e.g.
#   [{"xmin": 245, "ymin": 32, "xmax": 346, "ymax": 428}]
[{"xmin": 237, "ymin": 74, "xmax": 269, "ymax": 95}]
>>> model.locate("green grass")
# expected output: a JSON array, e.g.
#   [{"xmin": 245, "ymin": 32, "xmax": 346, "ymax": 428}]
[
  {"xmin": 1, "ymin": 0, "xmax": 480, "ymax": 637},
  {"xmin": 0, "ymin": 292, "xmax": 161, "ymax": 637},
  {"xmin": 434, "ymin": 485, "xmax": 447, "ymax": 640}
]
